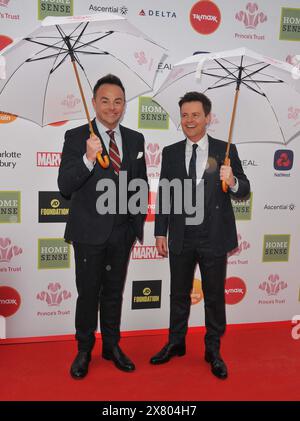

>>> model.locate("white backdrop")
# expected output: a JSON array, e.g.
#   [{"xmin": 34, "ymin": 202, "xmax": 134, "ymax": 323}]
[{"xmin": 0, "ymin": 0, "xmax": 299, "ymax": 340}]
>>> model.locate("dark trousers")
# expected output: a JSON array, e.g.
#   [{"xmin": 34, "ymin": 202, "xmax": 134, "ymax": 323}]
[
  {"xmin": 169, "ymin": 233, "xmax": 227, "ymax": 353},
  {"xmin": 73, "ymin": 223, "xmax": 135, "ymax": 352}
]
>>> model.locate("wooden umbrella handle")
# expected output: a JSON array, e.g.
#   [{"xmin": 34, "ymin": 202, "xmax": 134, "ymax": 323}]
[
  {"xmin": 221, "ymin": 156, "xmax": 231, "ymax": 193},
  {"xmin": 71, "ymin": 60, "xmax": 109, "ymax": 169}
]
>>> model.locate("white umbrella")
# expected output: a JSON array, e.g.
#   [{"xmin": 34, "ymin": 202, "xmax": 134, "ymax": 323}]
[
  {"xmin": 0, "ymin": 13, "xmax": 166, "ymax": 167},
  {"xmin": 153, "ymin": 47, "xmax": 300, "ymax": 190}
]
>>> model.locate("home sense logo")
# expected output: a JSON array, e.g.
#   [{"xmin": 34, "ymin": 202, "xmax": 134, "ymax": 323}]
[
  {"xmin": 132, "ymin": 280, "xmax": 161, "ymax": 309},
  {"xmin": 0, "ymin": 191, "xmax": 21, "ymax": 223},
  {"xmin": 38, "ymin": 0, "xmax": 73, "ymax": 20},
  {"xmin": 38, "ymin": 238, "xmax": 70, "ymax": 269},
  {"xmin": 190, "ymin": 1, "xmax": 221, "ymax": 35},
  {"xmin": 279, "ymin": 8, "xmax": 300, "ymax": 41},
  {"xmin": 262, "ymin": 234, "xmax": 290, "ymax": 263},
  {"xmin": 38, "ymin": 191, "xmax": 70, "ymax": 223},
  {"xmin": 138, "ymin": 97, "xmax": 169, "ymax": 130},
  {"xmin": 231, "ymin": 192, "xmax": 252, "ymax": 220}
]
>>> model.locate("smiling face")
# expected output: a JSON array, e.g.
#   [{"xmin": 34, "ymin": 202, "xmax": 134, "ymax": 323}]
[
  {"xmin": 180, "ymin": 101, "xmax": 211, "ymax": 142},
  {"xmin": 92, "ymin": 83, "xmax": 125, "ymax": 130}
]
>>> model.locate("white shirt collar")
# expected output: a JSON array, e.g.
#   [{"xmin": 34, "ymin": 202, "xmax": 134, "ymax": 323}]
[
  {"xmin": 186, "ymin": 133, "xmax": 208, "ymax": 151},
  {"xmin": 95, "ymin": 118, "xmax": 121, "ymax": 138}
]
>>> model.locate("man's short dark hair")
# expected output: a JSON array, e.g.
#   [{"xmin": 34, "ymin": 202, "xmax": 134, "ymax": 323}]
[
  {"xmin": 93, "ymin": 74, "xmax": 125, "ymax": 98},
  {"xmin": 178, "ymin": 92, "xmax": 211, "ymax": 116}
]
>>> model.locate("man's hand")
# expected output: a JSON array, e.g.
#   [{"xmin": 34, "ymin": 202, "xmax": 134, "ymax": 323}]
[
  {"xmin": 156, "ymin": 236, "xmax": 168, "ymax": 258},
  {"xmin": 220, "ymin": 164, "xmax": 235, "ymax": 188},
  {"xmin": 86, "ymin": 134, "xmax": 103, "ymax": 163}
]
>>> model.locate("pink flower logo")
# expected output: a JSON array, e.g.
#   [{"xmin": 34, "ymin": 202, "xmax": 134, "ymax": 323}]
[
  {"xmin": 235, "ymin": 3, "xmax": 267, "ymax": 29},
  {"xmin": 0, "ymin": 238, "xmax": 22, "ymax": 263},
  {"xmin": 37, "ymin": 282, "xmax": 71, "ymax": 306},
  {"xmin": 228, "ymin": 234, "xmax": 250, "ymax": 257},
  {"xmin": 259, "ymin": 274, "xmax": 287, "ymax": 296},
  {"xmin": 145, "ymin": 143, "xmax": 161, "ymax": 168}
]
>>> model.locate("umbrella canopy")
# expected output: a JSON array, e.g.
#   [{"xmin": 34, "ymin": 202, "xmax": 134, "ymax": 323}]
[
  {"xmin": 0, "ymin": 13, "xmax": 166, "ymax": 126},
  {"xmin": 153, "ymin": 47, "xmax": 300, "ymax": 145}
]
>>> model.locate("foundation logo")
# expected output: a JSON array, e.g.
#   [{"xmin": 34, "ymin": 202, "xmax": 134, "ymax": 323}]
[
  {"xmin": 38, "ymin": 191, "xmax": 70, "ymax": 223},
  {"xmin": 38, "ymin": 238, "xmax": 71, "ymax": 269},
  {"xmin": 37, "ymin": 282, "xmax": 71, "ymax": 306},
  {"xmin": 0, "ymin": 286, "xmax": 21, "ymax": 317},
  {"xmin": 191, "ymin": 278, "xmax": 204, "ymax": 305},
  {"xmin": 262, "ymin": 234, "xmax": 290, "ymax": 263},
  {"xmin": 131, "ymin": 245, "xmax": 163, "ymax": 260},
  {"xmin": 231, "ymin": 192, "xmax": 252, "ymax": 220},
  {"xmin": 279, "ymin": 8, "xmax": 300, "ymax": 41},
  {"xmin": 38, "ymin": 0, "xmax": 73, "ymax": 20},
  {"xmin": 132, "ymin": 280, "xmax": 161, "ymax": 309},
  {"xmin": 190, "ymin": 1, "xmax": 221, "ymax": 35},
  {"xmin": 225, "ymin": 277, "xmax": 247, "ymax": 305},
  {"xmin": 0, "ymin": 191, "xmax": 21, "ymax": 223},
  {"xmin": 138, "ymin": 97, "xmax": 169, "ymax": 130},
  {"xmin": 37, "ymin": 152, "xmax": 62, "ymax": 167}
]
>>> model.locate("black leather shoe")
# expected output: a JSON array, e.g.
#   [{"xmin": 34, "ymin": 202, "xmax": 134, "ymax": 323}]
[
  {"xmin": 205, "ymin": 351, "xmax": 228, "ymax": 379},
  {"xmin": 70, "ymin": 351, "xmax": 91, "ymax": 379},
  {"xmin": 150, "ymin": 342, "xmax": 186, "ymax": 365},
  {"xmin": 102, "ymin": 345, "xmax": 135, "ymax": 372}
]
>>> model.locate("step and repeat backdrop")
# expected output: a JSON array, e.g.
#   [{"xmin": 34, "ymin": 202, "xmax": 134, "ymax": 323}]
[{"xmin": 0, "ymin": 0, "xmax": 299, "ymax": 340}]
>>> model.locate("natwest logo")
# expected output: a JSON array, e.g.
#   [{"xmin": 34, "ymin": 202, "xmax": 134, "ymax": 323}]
[
  {"xmin": 0, "ymin": 286, "xmax": 21, "ymax": 317},
  {"xmin": 131, "ymin": 245, "xmax": 163, "ymax": 260},
  {"xmin": 139, "ymin": 9, "xmax": 176, "ymax": 19},
  {"xmin": 37, "ymin": 282, "xmax": 71, "ymax": 306},
  {"xmin": 235, "ymin": 3, "xmax": 267, "ymax": 29},
  {"xmin": 37, "ymin": 152, "xmax": 62, "ymax": 167},
  {"xmin": 225, "ymin": 277, "xmax": 247, "ymax": 305},
  {"xmin": 190, "ymin": 1, "xmax": 221, "ymax": 35},
  {"xmin": 274, "ymin": 150, "xmax": 293, "ymax": 171}
]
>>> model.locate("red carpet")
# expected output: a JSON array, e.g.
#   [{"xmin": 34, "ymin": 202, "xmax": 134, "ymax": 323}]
[{"xmin": 0, "ymin": 322, "xmax": 299, "ymax": 401}]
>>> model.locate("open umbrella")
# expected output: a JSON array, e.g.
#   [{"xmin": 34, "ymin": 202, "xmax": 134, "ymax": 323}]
[
  {"xmin": 0, "ymin": 13, "xmax": 165, "ymax": 167},
  {"xmin": 153, "ymin": 47, "xmax": 300, "ymax": 191}
]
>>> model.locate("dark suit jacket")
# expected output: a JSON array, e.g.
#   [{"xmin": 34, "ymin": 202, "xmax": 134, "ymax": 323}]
[
  {"xmin": 58, "ymin": 119, "xmax": 148, "ymax": 245},
  {"xmin": 155, "ymin": 135, "xmax": 250, "ymax": 256}
]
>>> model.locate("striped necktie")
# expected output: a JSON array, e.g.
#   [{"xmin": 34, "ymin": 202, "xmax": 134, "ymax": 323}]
[{"xmin": 107, "ymin": 130, "xmax": 121, "ymax": 175}]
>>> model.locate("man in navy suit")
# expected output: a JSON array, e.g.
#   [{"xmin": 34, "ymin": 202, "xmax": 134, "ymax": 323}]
[
  {"xmin": 58, "ymin": 74, "xmax": 148, "ymax": 379},
  {"xmin": 150, "ymin": 92, "xmax": 250, "ymax": 379}
]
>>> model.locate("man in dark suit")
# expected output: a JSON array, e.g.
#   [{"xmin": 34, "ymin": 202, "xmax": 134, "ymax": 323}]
[
  {"xmin": 150, "ymin": 92, "xmax": 250, "ymax": 379},
  {"xmin": 58, "ymin": 74, "xmax": 148, "ymax": 379}
]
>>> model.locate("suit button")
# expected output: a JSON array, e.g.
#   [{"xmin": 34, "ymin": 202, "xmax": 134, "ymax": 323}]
[{"xmin": 216, "ymin": 205, "xmax": 219, "ymax": 209}]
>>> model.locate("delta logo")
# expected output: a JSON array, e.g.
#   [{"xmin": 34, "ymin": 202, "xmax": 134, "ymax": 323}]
[
  {"xmin": 262, "ymin": 234, "xmax": 290, "ymax": 263},
  {"xmin": 131, "ymin": 245, "xmax": 163, "ymax": 260},
  {"xmin": 138, "ymin": 9, "xmax": 176, "ymax": 19},
  {"xmin": 225, "ymin": 277, "xmax": 247, "ymax": 305},
  {"xmin": 190, "ymin": 1, "xmax": 221, "ymax": 35},
  {"xmin": 38, "ymin": 0, "xmax": 73, "ymax": 20},
  {"xmin": 37, "ymin": 152, "xmax": 62, "ymax": 167},
  {"xmin": 0, "ymin": 286, "xmax": 21, "ymax": 317}
]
